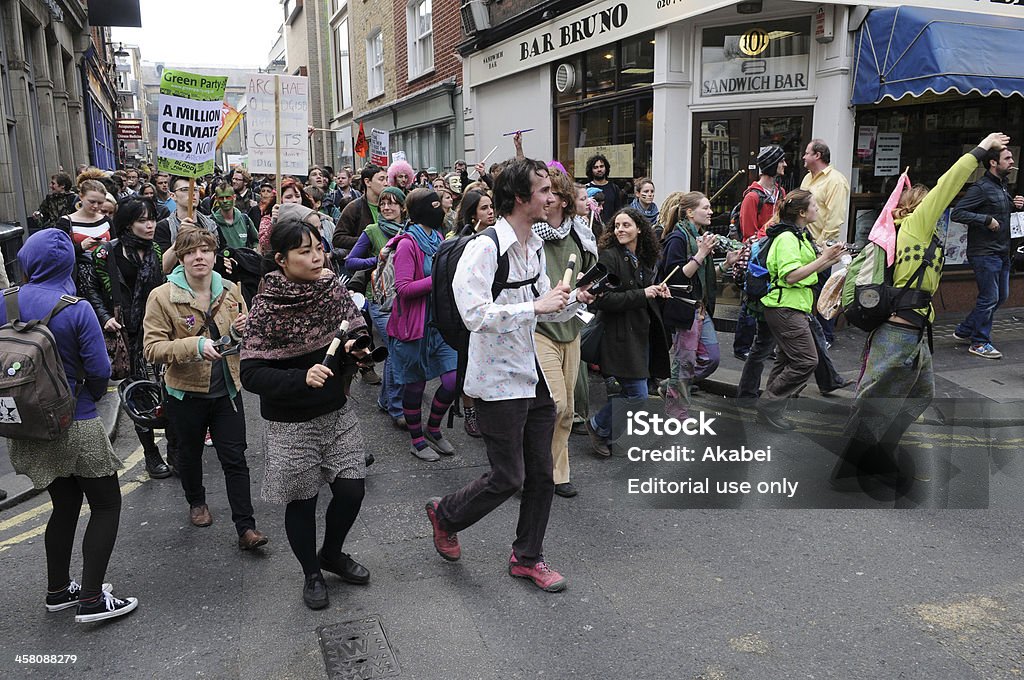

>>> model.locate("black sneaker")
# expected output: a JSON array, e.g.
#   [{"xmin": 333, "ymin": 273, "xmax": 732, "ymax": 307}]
[
  {"xmin": 46, "ymin": 581, "xmax": 111, "ymax": 612},
  {"xmin": 303, "ymin": 572, "xmax": 329, "ymax": 610},
  {"xmin": 554, "ymin": 482, "xmax": 578, "ymax": 498},
  {"xmin": 75, "ymin": 590, "xmax": 138, "ymax": 623},
  {"xmin": 757, "ymin": 408, "xmax": 795, "ymax": 431}
]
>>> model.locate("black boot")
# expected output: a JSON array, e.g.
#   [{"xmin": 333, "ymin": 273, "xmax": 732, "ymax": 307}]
[{"xmin": 138, "ymin": 427, "xmax": 171, "ymax": 479}]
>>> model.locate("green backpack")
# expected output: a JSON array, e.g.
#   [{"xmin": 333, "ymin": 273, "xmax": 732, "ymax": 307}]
[{"xmin": 841, "ymin": 236, "xmax": 939, "ymax": 331}]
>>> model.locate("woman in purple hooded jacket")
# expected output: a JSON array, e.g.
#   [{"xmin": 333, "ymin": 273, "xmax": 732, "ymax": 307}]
[{"xmin": 0, "ymin": 229, "xmax": 138, "ymax": 623}]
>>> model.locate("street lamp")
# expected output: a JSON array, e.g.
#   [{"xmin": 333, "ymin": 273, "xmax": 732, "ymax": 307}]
[{"xmin": 105, "ymin": 42, "xmax": 130, "ymax": 58}]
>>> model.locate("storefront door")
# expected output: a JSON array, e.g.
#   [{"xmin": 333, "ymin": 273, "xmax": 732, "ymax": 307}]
[{"xmin": 691, "ymin": 106, "xmax": 812, "ymax": 235}]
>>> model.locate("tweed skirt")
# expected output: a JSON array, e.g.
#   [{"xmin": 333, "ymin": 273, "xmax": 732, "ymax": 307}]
[{"xmin": 261, "ymin": 403, "xmax": 365, "ymax": 504}]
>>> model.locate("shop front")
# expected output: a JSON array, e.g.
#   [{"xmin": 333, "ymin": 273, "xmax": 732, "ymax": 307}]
[{"xmin": 849, "ymin": 5, "xmax": 1024, "ymax": 311}]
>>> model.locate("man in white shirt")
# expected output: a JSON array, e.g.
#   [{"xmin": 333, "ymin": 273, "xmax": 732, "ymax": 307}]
[{"xmin": 425, "ymin": 158, "xmax": 594, "ymax": 593}]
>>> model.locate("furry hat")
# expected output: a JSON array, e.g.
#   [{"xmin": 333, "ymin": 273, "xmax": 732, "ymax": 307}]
[{"xmin": 387, "ymin": 160, "xmax": 415, "ymax": 187}]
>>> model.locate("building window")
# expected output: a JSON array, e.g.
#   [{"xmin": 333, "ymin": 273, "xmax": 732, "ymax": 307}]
[
  {"xmin": 406, "ymin": 0, "xmax": 433, "ymax": 79},
  {"xmin": 332, "ymin": 18, "xmax": 352, "ymax": 112},
  {"xmin": 366, "ymin": 30, "xmax": 384, "ymax": 98}
]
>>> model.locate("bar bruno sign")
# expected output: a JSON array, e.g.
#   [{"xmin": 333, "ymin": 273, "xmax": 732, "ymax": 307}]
[{"xmin": 467, "ymin": 0, "xmax": 1024, "ymax": 88}]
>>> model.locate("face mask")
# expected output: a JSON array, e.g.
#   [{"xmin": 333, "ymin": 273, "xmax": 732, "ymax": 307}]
[{"xmin": 407, "ymin": 191, "xmax": 446, "ymax": 230}]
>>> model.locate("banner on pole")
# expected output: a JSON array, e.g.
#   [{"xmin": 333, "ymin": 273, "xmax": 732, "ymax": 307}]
[
  {"xmin": 216, "ymin": 103, "xmax": 243, "ymax": 150},
  {"xmin": 370, "ymin": 128, "xmax": 389, "ymax": 167},
  {"xmin": 246, "ymin": 74, "xmax": 310, "ymax": 175},
  {"xmin": 157, "ymin": 69, "xmax": 227, "ymax": 177}
]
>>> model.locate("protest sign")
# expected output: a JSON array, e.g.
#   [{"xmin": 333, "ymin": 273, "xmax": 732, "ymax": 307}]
[
  {"xmin": 370, "ymin": 128, "xmax": 389, "ymax": 167},
  {"xmin": 246, "ymin": 74, "xmax": 310, "ymax": 175},
  {"xmin": 391, "ymin": 151, "xmax": 406, "ymax": 163},
  {"xmin": 157, "ymin": 70, "xmax": 227, "ymax": 177}
]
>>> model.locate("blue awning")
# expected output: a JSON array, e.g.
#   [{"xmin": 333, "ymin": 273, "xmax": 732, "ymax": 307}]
[{"xmin": 851, "ymin": 6, "xmax": 1024, "ymax": 105}]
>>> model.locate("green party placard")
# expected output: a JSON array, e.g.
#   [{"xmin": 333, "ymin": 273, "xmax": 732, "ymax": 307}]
[{"xmin": 157, "ymin": 70, "xmax": 228, "ymax": 177}]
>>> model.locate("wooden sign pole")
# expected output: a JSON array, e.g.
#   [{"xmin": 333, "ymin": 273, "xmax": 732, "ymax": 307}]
[
  {"xmin": 274, "ymin": 74, "xmax": 282, "ymax": 200},
  {"xmin": 188, "ymin": 177, "xmax": 195, "ymax": 220}
]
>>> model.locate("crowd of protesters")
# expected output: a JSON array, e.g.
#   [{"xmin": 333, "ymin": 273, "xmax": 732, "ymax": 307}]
[{"xmin": 1, "ymin": 128, "xmax": 1015, "ymax": 619}]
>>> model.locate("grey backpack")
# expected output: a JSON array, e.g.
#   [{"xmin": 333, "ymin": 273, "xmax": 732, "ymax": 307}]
[{"xmin": 0, "ymin": 288, "xmax": 81, "ymax": 441}]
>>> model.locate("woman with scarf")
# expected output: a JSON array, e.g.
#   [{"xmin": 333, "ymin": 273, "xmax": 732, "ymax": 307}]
[
  {"xmin": 754, "ymin": 190, "xmax": 845, "ymax": 431},
  {"xmin": 240, "ymin": 216, "xmax": 371, "ymax": 610},
  {"xmin": 344, "ymin": 186, "xmax": 408, "ymax": 428},
  {"xmin": 630, "ymin": 178, "xmax": 659, "ymax": 227},
  {"xmin": 387, "ymin": 188, "xmax": 459, "ymax": 461},
  {"xmin": 82, "ymin": 197, "xmax": 171, "ymax": 479},
  {"xmin": 533, "ymin": 168, "xmax": 598, "ymax": 496},
  {"xmin": 658, "ymin": 192, "xmax": 740, "ymax": 419},
  {"xmin": 585, "ymin": 207, "xmax": 671, "ymax": 456}
]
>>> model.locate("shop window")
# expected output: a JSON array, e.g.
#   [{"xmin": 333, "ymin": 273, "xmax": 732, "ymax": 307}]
[
  {"xmin": 619, "ymin": 34, "xmax": 655, "ymax": 91},
  {"xmin": 366, "ymin": 30, "xmax": 384, "ymax": 98},
  {"xmin": 701, "ymin": 18, "xmax": 810, "ymax": 98},
  {"xmin": 406, "ymin": 0, "xmax": 433, "ymax": 79}
]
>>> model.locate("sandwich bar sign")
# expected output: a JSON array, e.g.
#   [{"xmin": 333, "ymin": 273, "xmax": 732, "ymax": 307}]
[{"xmin": 700, "ymin": 20, "xmax": 811, "ymax": 98}]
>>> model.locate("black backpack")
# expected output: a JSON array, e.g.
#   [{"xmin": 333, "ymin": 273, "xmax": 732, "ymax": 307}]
[
  {"xmin": 728, "ymin": 187, "xmax": 768, "ymax": 240},
  {"xmin": 431, "ymin": 227, "xmax": 540, "ymax": 355}
]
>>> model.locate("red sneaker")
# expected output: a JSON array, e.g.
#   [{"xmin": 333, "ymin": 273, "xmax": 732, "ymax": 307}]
[
  {"xmin": 508, "ymin": 553, "xmax": 567, "ymax": 592},
  {"xmin": 425, "ymin": 498, "xmax": 460, "ymax": 561}
]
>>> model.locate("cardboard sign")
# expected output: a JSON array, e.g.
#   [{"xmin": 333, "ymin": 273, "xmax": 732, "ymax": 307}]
[
  {"xmin": 873, "ymin": 132, "xmax": 902, "ymax": 177},
  {"xmin": 370, "ymin": 129, "xmax": 389, "ymax": 167},
  {"xmin": 245, "ymin": 74, "xmax": 311, "ymax": 175},
  {"xmin": 391, "ymin": 151, "xmax": 406, "ymax": 163},
  {"xmin": 157, "ymin": 70, "xmax": 227, "ymax": 178}
]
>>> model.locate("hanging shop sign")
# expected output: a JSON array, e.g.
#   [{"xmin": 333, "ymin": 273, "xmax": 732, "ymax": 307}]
[
  {"xmin": 116, "ymin": 118, "xmax": 144, "ymax": 141},
  {"xmin": 700, "ymin": 20, "xmax": 811, "ymax": 98},
  {"xmin": 157, "ymin": 70, "xmax": 227, "ymax": 178}
]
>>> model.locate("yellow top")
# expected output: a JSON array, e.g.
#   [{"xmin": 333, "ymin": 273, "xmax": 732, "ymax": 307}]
[{"xmin": 800, "ymin": 165, "xmax": 851, "ymax": 247}]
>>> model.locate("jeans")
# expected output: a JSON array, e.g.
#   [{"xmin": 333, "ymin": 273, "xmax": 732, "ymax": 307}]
[
  {"xmin": 733, "ymin": 299, "xmax": 758, "ymax": 355},
  {"xmin": 957, "ymin": 254, "xmax": 1011, "ymax": 345},
  {"xmin": 369, "ymin": 300, "xmax": 403, "ymax": 418},
  {"xmin": 591, "ymin": 378, "xmax": 648, "ymax": 439},
  {"xmin": 436, "ymin": 378, "xmax": 556, "ymax": 566},
  {"xmin": 164, "ymin": 393, "xmax": 256, "ymax": 536}
]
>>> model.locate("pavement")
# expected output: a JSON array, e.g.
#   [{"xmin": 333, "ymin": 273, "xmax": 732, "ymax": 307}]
[
  {"xmin": 2, "ymin": 307, "xmax": 1022, "ymax": 512},
  {"xmin": 0, "ymin": 327, "xmax": 1022, "ymax": 678}
]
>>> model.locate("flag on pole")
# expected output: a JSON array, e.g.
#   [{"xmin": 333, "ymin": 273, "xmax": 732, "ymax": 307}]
[
  {"xmin": 355, "ymin": 121, "xmax": 368, "ymax": 158},
  {"xmin": 216, "ymin": 103, "xmax": 243, "ymax": 150}
]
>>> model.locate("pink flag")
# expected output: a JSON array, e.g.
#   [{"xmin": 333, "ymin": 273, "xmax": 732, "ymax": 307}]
[{"xmin": 868, "ymin": 170, "xmax": 911, "ymax": 266}]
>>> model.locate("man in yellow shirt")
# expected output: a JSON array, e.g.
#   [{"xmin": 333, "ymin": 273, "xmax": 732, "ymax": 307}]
[{"xmin": 800, "ymin": 139, "xmax": 850, "ymax": 344}]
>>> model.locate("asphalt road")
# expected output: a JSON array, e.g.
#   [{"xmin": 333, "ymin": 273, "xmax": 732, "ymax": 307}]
[{"xmin": 0, "ymin": 374, "xmax": 1022, "ymax": 679}]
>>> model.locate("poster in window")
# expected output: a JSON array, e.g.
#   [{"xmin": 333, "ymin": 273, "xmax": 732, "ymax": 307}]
[
  {"xmin": 873, "ymin": 133, "xmax": 902, "ymax": 177},
  {"xmin": 937, "ymin": 209, "xmax": 968, "ymax": 266}
]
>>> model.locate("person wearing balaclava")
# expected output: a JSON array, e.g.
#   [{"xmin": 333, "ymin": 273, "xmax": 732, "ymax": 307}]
[{"xmin": 385, "ymin": 188, "xmax": 459, "ymax": 461}]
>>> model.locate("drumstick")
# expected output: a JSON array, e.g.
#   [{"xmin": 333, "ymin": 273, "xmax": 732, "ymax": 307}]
[
  {"xmin": 561, "ymin": 254, "xmax": 577, "ymax": 286},
  {"xmin": 323, "ymin": 321, "xmax": 349, "ymax": 363},
  {"xmin": 588, "ymin": 208, "xmax": 594, "ymax": 231},
  {"xmin": 660, "ymin": 265, "xmax": 680, "ymax": 286},
  {"xmin": 480, "ymin": 145, "xmax": 499, "ymax": 165},
  {"xmin": 473, "ymin": 219, "xmax": 481, "ymax": 233}
]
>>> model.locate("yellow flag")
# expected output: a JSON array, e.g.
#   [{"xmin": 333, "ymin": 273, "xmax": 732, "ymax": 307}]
[{"xmin": 216, "ymin": 103, "xmax": 243, "ymax": 150}]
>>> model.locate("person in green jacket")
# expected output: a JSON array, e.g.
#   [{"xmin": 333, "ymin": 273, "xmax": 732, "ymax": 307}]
[
  {"xmin": 831, "ymin": 131, "xmax": 1010, "ymax": 492},
  {"xmin": 210, "ymin": 184, "xmax": 259, "ymax": 251}
]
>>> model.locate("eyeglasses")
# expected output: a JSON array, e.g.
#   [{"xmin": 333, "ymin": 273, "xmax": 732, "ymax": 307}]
[{"xmin": 173, "ymin": 187, "xmax": 191, "ymax": 194}]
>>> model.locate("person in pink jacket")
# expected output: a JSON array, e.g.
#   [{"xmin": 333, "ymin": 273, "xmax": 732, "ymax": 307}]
[{"xmin": 386, "ymin": 188, "xmax": 458, "ymax": 461}]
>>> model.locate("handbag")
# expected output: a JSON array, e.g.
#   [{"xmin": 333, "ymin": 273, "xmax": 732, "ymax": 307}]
[
  {"xmin": 105, "ymin": 307, "xmax": 131, "ymax": 380},
  {"xmin": 579, "ymin": 312, "xmax": 605, "ymax": 365}
]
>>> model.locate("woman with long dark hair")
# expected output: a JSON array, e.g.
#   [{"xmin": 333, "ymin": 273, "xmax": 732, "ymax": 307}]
[
  {"xmin": 81, "ymin": 197, "xmax": 171, "ymax": 478},
  {"xmin": 241, "ymin": 216, "xmax": 371, "ymax": 610},
  {"xmin": 755, "ymin": 189, "xmax": 844, "ymax": 430},
  {"xmin": 453, "ymin": 189, "xmax": 496, "ymax": 237},
  {"xmin": 1, "ymin": 229, "xmax": 137, "ymax": 623},
  {"xmin": 585, "ymin": 207, "xmax": 671, "ymax": 456}
]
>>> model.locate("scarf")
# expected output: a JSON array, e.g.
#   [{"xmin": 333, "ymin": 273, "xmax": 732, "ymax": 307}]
[
  {"xmin": 675, "ymin": 220, "xmax": 714, "ymax": 304},
  {"xmin": 532, "ymin": 218, "xmax": 573, "ymax": 242},
  {"xmin": 118, "ymin": 233, "xmax": 159, "ymax": 337},
  {"xmin": 407, "ymin": 223, "xmax": 443, "ymax": 276},
  {"xmin": 242, "ymin": 270, "xmax": 361, "ymax": 361},
  {"xmin": 377, "ymin": 217, "xmax": 404, "ymax": 239},
  {"xmin": 631, "ymin": 198, "xmax": 659, "ymax": 226}
]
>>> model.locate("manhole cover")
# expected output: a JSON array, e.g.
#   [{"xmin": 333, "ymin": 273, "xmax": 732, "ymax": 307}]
[{"xmin": 318, "ymin": 616, "xmax": 400, "ymax": 679}]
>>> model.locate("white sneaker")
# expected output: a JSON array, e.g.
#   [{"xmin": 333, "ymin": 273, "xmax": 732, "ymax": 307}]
[{"xmin": 75, "ymin": 590, "xmax": 138, "ymax": 623}]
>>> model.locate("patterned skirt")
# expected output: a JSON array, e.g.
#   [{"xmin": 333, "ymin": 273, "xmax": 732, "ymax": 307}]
[
  {"xmin": 261, "ymin": 403, "xmax": 365, "ymax": 504},
  {"xmin": 9, "ymin": 418, "xmax": 123, "ymax": 490}
]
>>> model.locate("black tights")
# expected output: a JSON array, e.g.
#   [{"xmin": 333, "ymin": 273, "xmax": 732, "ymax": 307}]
[
  {"xmin": 284, "ymin": 478, "xmax": 365, "ymax": 575},
  {"xmin": 45, "ymin": 475, "xmax": 122, "ymax": 599}
]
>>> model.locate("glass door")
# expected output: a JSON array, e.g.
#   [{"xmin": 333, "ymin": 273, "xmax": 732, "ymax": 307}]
[{"xmin": 692, "ymin": 106, "xmax": 812, "ymax": 234}]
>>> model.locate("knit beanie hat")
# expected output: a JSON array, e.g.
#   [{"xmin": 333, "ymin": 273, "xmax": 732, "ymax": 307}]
[
  {"xmin": 380, "ymin": 186, "xmax": 406, "ymax": 205},
  {"xmin": 757, "ymin": 145, "xmax": 786, "ymax": 176}
]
